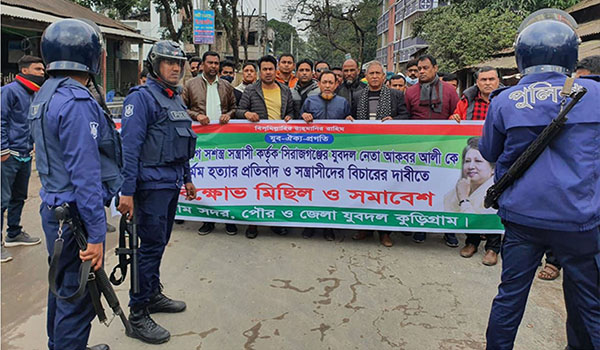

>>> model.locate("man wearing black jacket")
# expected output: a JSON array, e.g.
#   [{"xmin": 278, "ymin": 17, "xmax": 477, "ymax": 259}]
[{"xmin": 336, "ymin": 58, "xmax": 365, "ymax": 108}]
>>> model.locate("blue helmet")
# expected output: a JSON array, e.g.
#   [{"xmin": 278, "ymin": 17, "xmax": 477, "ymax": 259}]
[
  {"xmin": 41, "ymin": 19, "xmax": 103, "ymax": 74},
  {"xmin": 515, "ymin": 9, "xmax": 580, "ymax": 75},
  {"xmin": 146, "ymin": 41, "xmax": 186, "ymax": 82}
]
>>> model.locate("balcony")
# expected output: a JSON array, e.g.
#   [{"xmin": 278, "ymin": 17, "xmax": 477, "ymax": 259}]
[
  {"xmin": 377, "ymin": 10, "xmax": 390, "ymax": 35},
  {"xmin": 400, "ymin": 36, "xmax": 427, "ymax": 48},
  {"xmin": 393, "ymin": 0, "xmax": 437, "ymax": 21}
]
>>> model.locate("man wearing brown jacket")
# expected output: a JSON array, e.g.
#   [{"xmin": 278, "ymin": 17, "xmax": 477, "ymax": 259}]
[
  {"xmin": 182, "ymin": 51, "xmax": 238, "ymax": 236},
  {"xmin": 182, "ymin": 51, "xmax": 236, "ymax": 126}
]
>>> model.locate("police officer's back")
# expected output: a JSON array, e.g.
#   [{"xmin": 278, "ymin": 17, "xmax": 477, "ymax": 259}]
[
  {"xmin": 29, "ymin": 19, "xmax": 122, "ymax": 350},
  {"xmin": 480, "ymin": 9, "xmax": 600, "ymax": 350}
]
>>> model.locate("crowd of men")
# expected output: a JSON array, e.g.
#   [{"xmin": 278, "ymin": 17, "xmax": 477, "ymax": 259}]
[{"xmin": 1, "ymin": 10, "xmax": 600, "ymax": 350}]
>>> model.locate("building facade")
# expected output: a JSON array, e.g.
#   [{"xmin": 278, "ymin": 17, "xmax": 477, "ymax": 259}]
[{"xmin": 376, "ymin": 0, "xmax": 448, "ymax": 72}]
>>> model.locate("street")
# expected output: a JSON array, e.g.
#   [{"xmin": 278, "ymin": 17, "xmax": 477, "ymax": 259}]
[{"xmin": 2, "ymin": 173, "xmax": 568, "ymax": 350}]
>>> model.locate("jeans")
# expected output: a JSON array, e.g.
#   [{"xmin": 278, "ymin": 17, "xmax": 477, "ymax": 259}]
[{"xmin": 1, "ymin": 157, "xmax": 31, "ymax": 238}]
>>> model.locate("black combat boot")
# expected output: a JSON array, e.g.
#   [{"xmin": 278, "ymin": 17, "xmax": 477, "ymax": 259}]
[
  {"xmin": 127, "ymin": 307, "xmax": 170, "ymax": 344},
  {"xmin": 147, "ymin": 292, "xmax": 186, "ymax": 313},
  {"xmin": 86, "ymin": 345, "xmax": 110, "ymax": 350}
]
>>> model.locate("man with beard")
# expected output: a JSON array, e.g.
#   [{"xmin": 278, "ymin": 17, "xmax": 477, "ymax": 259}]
[
  {"xmin": 275, "ymin": 53, "xmax": 298, "ymax": 88},
  {"xmin": 189, "ymin": 57, "xmax": 202, "ymax": 77},
  {"xmin": 336, "ymin": 58, "xmax": 365, "ymax": 110},
  {"xmin": 1, "ymin": 55, "xmax": 45, "ymax": 262},
  {"xmin": 291, "ymin": 59, "xmax": 320, "ymax": 118}
]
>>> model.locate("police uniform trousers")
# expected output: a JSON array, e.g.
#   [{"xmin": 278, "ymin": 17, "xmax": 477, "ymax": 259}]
[
  {"xmin": 41, "ymin": 203, "xmax": 96, "ymax": 350},
  {"xmin": 486, "ymin": 221, "xmax": 600, "ymax": 350},
  {"xmin": 129, "ymin": 188, "xmax": 179, "ymax": 309}
]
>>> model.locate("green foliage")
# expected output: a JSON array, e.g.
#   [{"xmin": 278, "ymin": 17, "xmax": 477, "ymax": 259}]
[
  {"xmin": 412, "ymin": 0, "xmax": 578, "ymax": 72},
  {"xmin": 71, "ymin": 0, "xmax": 148, "ymax": 19},
  {"xmin": 267, "ymin": 19, "xmax": 306, "ymax": 58}
]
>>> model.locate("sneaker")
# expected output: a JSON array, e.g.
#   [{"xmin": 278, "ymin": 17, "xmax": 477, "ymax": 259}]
[
  {"xmin": 323, "ymin": 228, "xmax": 335, "ymax": 241},
  {"xmin": 4, "ymin": 231, "xmax": 42, "ymax": 247},
  {"xmin": 412, "ymin": 232, "xmax": 426, "ymax": 243},
  {"xmin": 1, "ymin": 246, "xmax": 13, "ymax": 263},
  {"xmin": 225, "ymin": 224, "xmax": 238, "ymax": 235},
  {"xmin": 271, "ymin": 227, "xmax": 288, "ymax": 236},
  {"xmin": 245, "ymin": 226, "xmax": 258, "ymax": 239},
  {"xmin": 197, "ymin": 222, "xmax": 214, "ymax": 235},
  {"xmin": 444, "ymin": 233, "xmax": 459, "ymax": 248},
  {"xmin": 302, "ymin": 228, "xmax": 315, "ymax": 239},
  {"xmin": 106, "ymin": 222, "xmax": 116, "ymax": 233}
]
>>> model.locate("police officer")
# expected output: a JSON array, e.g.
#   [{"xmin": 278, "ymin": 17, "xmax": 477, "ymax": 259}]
[
  {"xmin": 117, "ymin": 41, "xmax": 197, "ymax": 344},
  {"xmin": 480, "ymin": 9, "xmax": 600, "ymax": 350},
  {"xmin": 29, "ymin": 19, "xmax": 123, "ymax": 350}
]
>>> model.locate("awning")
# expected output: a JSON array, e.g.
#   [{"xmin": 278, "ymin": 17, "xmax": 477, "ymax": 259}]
[{"xmin": 1, "ymin": 3, "xmax": 157, "ymax": 43}]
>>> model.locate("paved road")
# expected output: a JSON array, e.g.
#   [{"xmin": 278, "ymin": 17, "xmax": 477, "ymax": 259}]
[{"xmin": 2, "ymin": 174, "xmax": 568, "ymax": 350}]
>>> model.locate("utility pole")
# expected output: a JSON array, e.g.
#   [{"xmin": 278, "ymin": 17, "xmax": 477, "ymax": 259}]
[{"xmin": 290, "ymin": 32, "xmax": 293, "ymax": 55}]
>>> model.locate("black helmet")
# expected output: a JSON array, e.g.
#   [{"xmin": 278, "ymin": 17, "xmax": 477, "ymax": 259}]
[
  {"xmin": 146, "ymin": 41, "xmax": 186, "ymax": 82},
  {"xmin": 41, "ymin": 19, "xmax": 103, "ymax": 74},
  {"xmin": 515, "ymin": 9, "xmax": 580, "ymax": 75}
]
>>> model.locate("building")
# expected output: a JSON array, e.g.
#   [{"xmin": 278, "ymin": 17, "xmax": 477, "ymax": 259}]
[
  {"xmin": 213, "ymin": 15, "xmax": 275, "ymax": 64},
  {"xmin": 455, "ymin": 0, "xmax": 600, "ymax": 90},
  {"xmin": 376, "ymin": 0, "xmax": 449, "ymax": 72},
  {"xmin": 1, "ymin": 0, "xmax": 155, "ymax": 96}
]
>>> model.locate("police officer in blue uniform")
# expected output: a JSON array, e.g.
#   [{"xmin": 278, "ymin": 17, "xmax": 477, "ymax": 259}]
[
  {"xmin": 117, "ymin": 41, "xmax": 197, "ymax": 344},
  {"xmin": 480, "ymin": 9, "xmax": 600, "ymax": 350},
  {"xmin": 29, "ymin": 19, "xmax": 123, "ymax": 350}
]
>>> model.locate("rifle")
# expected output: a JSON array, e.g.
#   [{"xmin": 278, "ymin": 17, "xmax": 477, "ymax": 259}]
[
  {"xmin": 110, "ymin": 215, "xmax": 140, "ymax": 294},
  {"xmin": 484, "ymin": 85, "xmax": 587, "ymax": 209},
  {"xmin": 50, "ymin": 204, "xmax": 133, "ymax": 334}
]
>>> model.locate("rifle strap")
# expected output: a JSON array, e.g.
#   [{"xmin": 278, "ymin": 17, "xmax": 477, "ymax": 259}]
[
  {"xmin": 109, "ymin": 215, "xmax": 130, "ymax": 286},
  {"xmin": 48, "ymin": 237, "xmax": 91, "ymax": 302},
  {"xmin": 88, "ymin": 274, "xmax": 107, "ymax": 323}
]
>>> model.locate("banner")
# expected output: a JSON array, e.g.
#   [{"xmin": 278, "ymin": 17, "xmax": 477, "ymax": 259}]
[
  {"xmin": 193, "ymin": 10, "xmax": 215, "ymax": 44},
  {"xmin": 176, "ymin": 121, "xmax": 503, "ymax": 233}
]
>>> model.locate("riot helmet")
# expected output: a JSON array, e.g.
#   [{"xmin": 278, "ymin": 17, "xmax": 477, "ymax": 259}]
[
  {"xmin": 41, "ymin": 19, "xmax": 103, "ymax": 75},
  {"xmin": 514, "ymin": 9, "xmax": 580, "ymax": 75},
  {"xmin": 146, "ymin": 41, "xmax": 186, "ymax": 86}
]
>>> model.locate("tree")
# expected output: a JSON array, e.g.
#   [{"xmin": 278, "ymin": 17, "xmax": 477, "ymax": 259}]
[
  {"xmin": 286, "ymin": 0, "xmax": 378, "ymax": 68},
  {"xmin": 267, "ymin": 19, "xmax": 306, "ymax": 59},
  {"xmin": 71, "ymin": 0, "xmax": 149, "ymax": 19},
  {"xmin": 412, "ymin": 0, "xmax": 578, "ymax": 72},
  {"xmin": 210, "ymin": 0, "xmax": 240, "ymax": 67},
  {"xmin": 155, "ymin": 0, "xmax": 193, "ymax": 42}
]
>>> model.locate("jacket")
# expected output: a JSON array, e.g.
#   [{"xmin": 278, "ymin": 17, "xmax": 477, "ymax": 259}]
[
  {"xmin": 351, "ymin": 87, "xmax": 410, "ymax": 120},
  {"xmin": 405, "ymin": 80, "xmax": 459, "ymax": 119},
  {"xmin": 479, "ymin": 72, "xmax": 600, "ymax": 231},
  {"xmin": 1, "ymin": 81, "xmax": 34, "ymax": 157},
  {"xmin": 29, "ymin": 77, "xmax": 123, "ymax": 244},
  {"xmin": 121, "ymin": 78, "xmax": 192, "ymax": 196},
  {"xmin": 235, "ymin": 80, "xmax": 295, "ymax": 120},
  {"xmin": 337, "ymin": 79, "xmax": 365, "ymax": 108},
  {"xmin": 181, "ymin": 74, "xmax": 236, "ymax": 120},
  {"xmin": 275, "ymin": 71, "xmax": 298, "ymax": 89},
  {"xmin": 300, "ymin": 94, "xmax": 350, "ymax": 120},
  {"xmin": 292, "ymin": 80, "xmax": 320, "ymax": 118}
]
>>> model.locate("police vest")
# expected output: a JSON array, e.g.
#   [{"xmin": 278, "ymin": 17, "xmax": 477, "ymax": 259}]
[
  {"xmin": 28, "ymin": 77, "xmax": 123, "ymax": 197},
  {"xmin": 138, "ymin": 83, "xmax": 196, "ymax": 166}
]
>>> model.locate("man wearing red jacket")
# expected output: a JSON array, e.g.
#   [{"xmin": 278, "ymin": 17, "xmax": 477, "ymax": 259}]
[{"xmin": 450, "ymin": 66, "xmax": 500, "ymax": 122}]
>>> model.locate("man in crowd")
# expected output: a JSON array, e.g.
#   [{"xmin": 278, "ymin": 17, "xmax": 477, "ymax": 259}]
[
  {"xmin": 181, "ymin": 51, "xmax": 237, "ymax": 236},
  {"xmin": 275, "ymin": 53, "xmax": 298, "ymax": 88},
  {"xmin": 30, "ymin": 19, "xmax": 121, "ymax": 350},
  {"xmin": 442, "ymin": 73, "xmax": 458, "ymax": 89},
  {"xmin": 1, "ymin": 55, "xmax": 45, "ymax": 263},
  {"xmin": 404, "ymin": 59, "xmax": 419, "ymax": 87},
  {"xmin": 236, "ymin": 55, "xmax": 295, "ymax": 239},
  {"xmin": 388, "ymin": 74, "xmax": 407, "ymax": 92},
  {"xmin": 405, "ymin": 54, "xmax": 459, "ymax": 246},
  {"xmin": 575, "ymin": 55, "xmax": 600, "ymax": 77},
  {"xmin": 220, "ymin": 60, "xmax": 236, "ymax": 84},
  {"xmin": 292, "ymin": 59, "xmax": 320, "ymax": 117},
  {"xmin": 482, "ymin": 10, "xmax": 600, "ymax": 349},
  {"xmin": 337, "ymin": 58, "xmax": 365, "ymax": 109},
  {"xmin": 332, "ymin": 67, "xmax": 343, "ymax": 86},
  {"xmin": 450, "ymin": 66, "xmax": 499, "ymax": 122},
  {"xmin": 139, "ymin": 68, "xmax": 148, "ymax": 85},
  {"xmin": 348, "ymin": 61, "xmax": 409, "ymax": 247},
  {"xmin": 235, "ymin": 62, "xmax": 257, "ymax": 104},
  {"xmin": 447, "ymin": 67, "xmax": 502, "ymax": 265},
  {"xmin": 299, "ymin": 70, "xmax": 351, "ymax": 241},
  {"xmin": 314, "ymin": 60, "xmax": 331, "ymax": 81},
  {"xmin": 119, "ymin": 41, "xmax": 196, "ymax": 344},
  {"xmin": 189, "ymin": 56, "xmax": 202, "ymax": 77}
]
